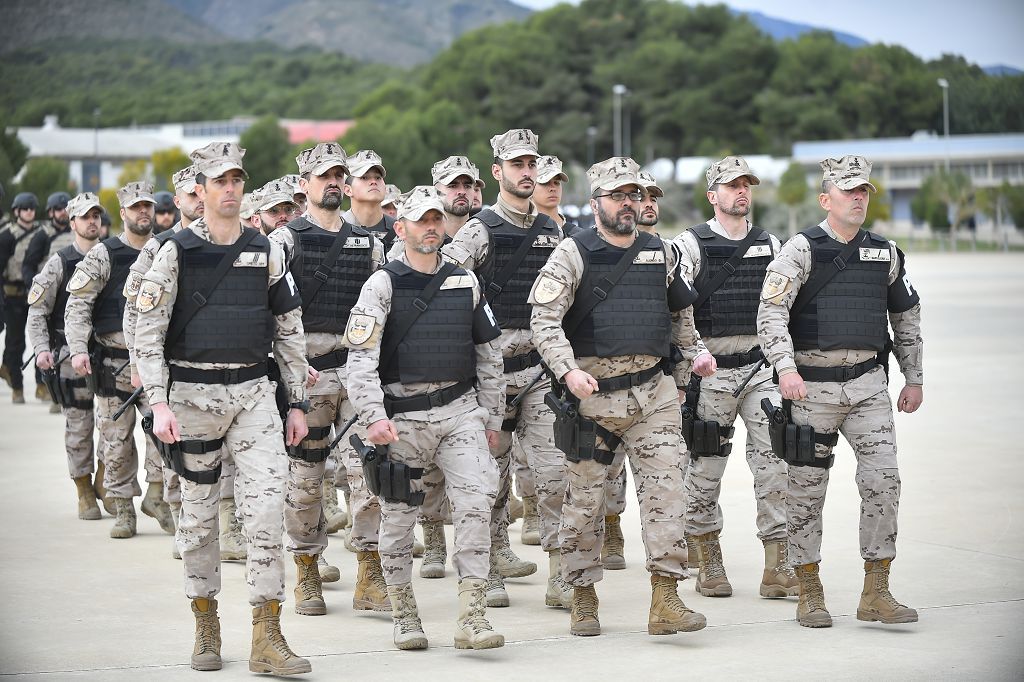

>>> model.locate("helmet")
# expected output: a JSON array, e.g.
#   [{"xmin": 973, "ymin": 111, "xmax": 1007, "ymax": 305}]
[
  {"xmin": 12, "ymin": 192, "xmax": 39, "ymax": 211},
  {"xmin": 154, "ymin": 191, "xmax": 175, "ymax": 212},
  {"xmin": 46, "ymin": 191, "xmax": 71, "ymax": 211}
]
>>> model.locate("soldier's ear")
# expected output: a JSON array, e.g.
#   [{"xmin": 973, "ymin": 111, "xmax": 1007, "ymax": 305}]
[{"xmin": 491, "ymin": 163, "xmax": 502, "ymax": 182}]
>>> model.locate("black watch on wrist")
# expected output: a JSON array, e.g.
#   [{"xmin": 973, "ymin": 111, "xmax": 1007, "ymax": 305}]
[{"xmin": 289, "ymin": 400, "xmax": 311, "ymax": 414}]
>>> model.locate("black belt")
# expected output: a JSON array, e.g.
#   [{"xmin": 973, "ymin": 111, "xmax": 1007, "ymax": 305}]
[
  {"xmin": 797, "ymin": 358, "xmax": 878, "ymax": 383},
  {"xmin": 383, "ymin": 380, "xmax": 474, "ymax": 417},
  {"xmin": 168, "ymin": 364, "xmax": 267, "ymax": 385},
  {"xmin": 503, "ymin": 350, "xmax": 541, "ymax": 374},
  {"xmin": 309, "ymin": 349, "xmax": 348, "ymax": 372},
  {"xmin": 595, "ymin": 362, "xmax": 665, "ymax": 393},
  {"xmin": 99, "ymin": 345, "xmax": 130, "ymax": 360},
  {"xmin": 715, "ymin": 346, "xmax": 764, "ymax": 370}
]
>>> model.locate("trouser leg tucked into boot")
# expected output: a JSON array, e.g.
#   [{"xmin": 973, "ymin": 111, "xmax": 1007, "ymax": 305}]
[
  {"xmin": 388, "ymin": 583, "xmax": 428, "ymax": 650},
  {"xmin": 293, "ymin": 554, "xmax": 326, "ymax": 616},
  {"xmin": 795, "ymin": 562, "xmax": 832, "ymax": 628},
  {"xmin": 455, "ymin": 578, "xmax": 505, "ymax": 650},
  {"xmin": 110, "ymin": 497, "xmax": 137, "ymax": 539},
  {"xmin": 353, "ymin": 551, "xmax": 390, "ymax": 611},
  {"xmin": 419, "ymin": 520, "xmax": 447, "ymax": 578},
  {"xmin": 693, "ymin": 531, "xmax": 732, "ymax": 597},
  {"xmin": 74, "ymin": 476, "xmax": 101, "ymax": 520},
  {"xmin": 520, "ymin": 495, "xmax": 540, "ymax": 545},
  {"xmin": 545, "ymin": 549, "xmax": 572, "ymax": 609},
  {"xmin": 570, "ymin": 585, "xmax": 600, "ymax": 636},
  {"xmin": 857, "ymin": 559, "xmax": 918, "ymax": 624},
  {"xmin": 250, "ymin": 601, "xmax": 311, "ymax": 675},
  {"xmin": 601, "ymin": 514, "xmax": 625, "ymax": 570},
  {"xmin": 218, "ymin": 497, "xmax": 247, "ymax": 561},
  {"xmin": 649, "ymin": 575, "xmax": 706, "ymax": 634},
  {"xmin": 760, "ymin": 540, "xmax": 799, "ymax": 598},
  {"xmin": 141, "ymin": 480, "xmax": 174, "ymax": 534},
  {"xmin": 190, "ymin": 598, "xmax": 222, "ymax": 671}
]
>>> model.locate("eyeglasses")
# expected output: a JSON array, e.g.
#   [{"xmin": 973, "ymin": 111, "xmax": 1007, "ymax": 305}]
[{"xmin": 595, "ymin": 191, "xmax": 643, "ymax": 202}]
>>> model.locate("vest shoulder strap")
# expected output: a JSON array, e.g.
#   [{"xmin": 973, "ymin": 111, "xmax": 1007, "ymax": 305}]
[
  {"xmin": 477, "ymin": 209, "xmax": 504, "ymax": 229},
  {"xmin": 790, "ymin": 230, "xmax": 866, "ymax": 318},
  {"xmin": 691, "ymin": 227, "xmax": 765, "ymax": 312},
  {"xmin": 379, "ymin": 261, "xmax": 459, "ymax": 372},
  {"xmin": 300, "ymin": 222, "xmax": 354, "ymax": 309},
  {"xmin": 102, "ymin": 236, "xmax": 125, "ymax": 251},
  {"xmin": 286, "ymin": 216, "xmax": 317, "ymax": 232},
  {"xmin": 171, "ymin": 229, "xmax": 205, "ymax": 251},
  {"xmin": 689, "ymin": 223, "xmax": 716, "ymax": 239},
  {"xmin": 485, "ymin": 213, "xmax": 552, "ymax": 300}
]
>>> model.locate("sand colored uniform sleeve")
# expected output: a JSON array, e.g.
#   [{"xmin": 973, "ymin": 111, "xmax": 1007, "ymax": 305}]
[{"xmin": 63, "ymin": 243, "xmax": 111, "ymax": 357}]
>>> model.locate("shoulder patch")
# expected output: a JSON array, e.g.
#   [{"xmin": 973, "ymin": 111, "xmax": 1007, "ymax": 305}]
[
  {"xmin": 761, "ymin": 271, "xmax": 791, "ymax": 302},
  {"xmin": 27, "ymin": 282, "xmax": 45, "ymax": 305},
  {"xmin": 346, "ymin": 313, "xmax": 376, "ymax": 346},
  {"xmin": 136, "ymin": 280, "xmax": 163, "ymax": 314},
  {"xmin": 534, "ymin": 274, "xmax": 564, "ymax": 304},
  {"xmin": 67, "ymin": 269, "xmax": 92, "ymax": 293},
  {"xmin": 123, "ymin": 271, "xmax": 143, "ymax": 299},
  {"xmin": 440, "ymin": 275, "xmax": 473, "ymax": 290}
]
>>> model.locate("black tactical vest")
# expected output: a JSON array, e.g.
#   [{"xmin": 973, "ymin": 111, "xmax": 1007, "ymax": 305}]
[
  {"xmin": 364, "ymin": 215, "xmax": 397, "ymax": 253},
  {"xmin": 378, "ymin": 261, "xmax": 477, "ymax": 385},
  {"xmin": 166, "ymin": 230, "xmax": 274, "ymax": 364},
  {"xmin": 564, "ymin": 229, "xmax": 672, "ymax": 358},
  {"xmin": 287, "ymin": 218, "xmax": 373, "ymax": 333},
  {"xmin": 690, "ymin": 224, "xmax": 774, "ymax": 338},
  {"xmin": 92, "ymin": 237, "xmax": 140, "ymax": 335},
  {"xmin": 790, "ymin": 227, "xmax": 890, "ymax": 351},
  {"xmin": 48, "ymin": 245, "xmax": 85, "ymax": 349},
  {"xmin": 476, "ymin": 210, "xmax": 559, "ymax": 329}
]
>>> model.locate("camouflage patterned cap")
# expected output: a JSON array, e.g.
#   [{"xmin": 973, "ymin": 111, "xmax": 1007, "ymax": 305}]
[
  {"xmin": 239, "ymin": 192, "xmax": 256, "ymax": 220},
  {"xmin": 705, "ymin": 155, "xmax": 760, "ymax": 190},
  {"xmin": 397, "ymin": 186, "xmax": 447, "ymax": 222},
  {"xmin": 255, "ymin": 179, "xmax": 296, "ymax": 212},
  {"xmin": 172, "ymin": 165, "xmax": 198, "ymax": 194},
  {"xmin": 381, "ymin": 184, "xmax": 403, "ymax": 208},
  {"xmin": 586, "ymin": 157, "xmax": 641, "ymax": 194},
  {"xmin": 637, "ymin": 170, "xmax": 664, "ymax": 198},
  {"xmin": 116, "ymin": 181, "xmax": 155, "ymax": 208},
  {"xmin": 431, "ymin": 155, "xmax": 479, "ymax": 185},
  {"xmin": 190, "ymin": 141, "xmax": 247, "ymax": 180},
  {"xmin": 346, "ymin": 149, "xmax": 386, "ymax": 179},
  {"xmin": 66, "ymin": 192, "xmax": 103, "ymax": 219},
  {"xmin": 537, "ymin": 155, "xmax": 568, "ymax": 184},
  {"xmin": 295, "ymin": 142, "xmax": 348, "ymax": 177},
  {"xmin": 820, "ymin": 155, "xmax": 877, "ymax": 192},
  {"xmin": 282, "ymin": 174, "xmax": 304, "ymax": 197},
  {"xmin": 490, "ymin": 129, "xmax": 539, "ymax": 161}
]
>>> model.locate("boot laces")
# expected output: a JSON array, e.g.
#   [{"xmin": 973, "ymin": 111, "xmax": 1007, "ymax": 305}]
[
  {"xmin": 265, "ymin": 617, "xmax": 297, "ymax": 658},
  {"xmin": 803, "ymin": 577, "xmax": 826, "ymax": 611},
  {"xmin": 367, "ymin": 556, "xmax": 388, "ymax": 592},
  {"xmin": 701, "ymin": 540, "xmax": 726, "ymax": 580},
  {"xmin": 465, "ymin": 595, "xmax": 493, "ymax": 632},
  {"xmin": 297, "ymin": 559, "xmax": 322, "ymax": 600},
  {"xmin": 604, "ymin": 521, "xmax": 624, "ymax": 555},
  {"xmin": 657, "ymin": 579, "xmax": 692, "ymax": 614},
  {"xmin": 423, "ymin": 524, "xmax": 445, "ymax": 563},
  {"xmin": 574, "ymin": 588, "xmax": 598, "ymax": 619},
  {"xmin": 195, "ymin": 613, "xmax": 219, "ymax": 653},
  {"xmin": 397, "ymin": 615, "xmax": 424, "ymax": 634},
  {"xmin": 872, "ymin": 571, "xmax": 906, "ymax": 609},
  {"xmin": 486, "ymin": 564, "xmax": 505, "ymax": 592}
]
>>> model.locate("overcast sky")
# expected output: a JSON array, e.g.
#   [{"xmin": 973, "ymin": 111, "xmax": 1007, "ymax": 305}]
[{"xmin": 513, "ymin": 0, "xmax": 1024, "ymax": 70}]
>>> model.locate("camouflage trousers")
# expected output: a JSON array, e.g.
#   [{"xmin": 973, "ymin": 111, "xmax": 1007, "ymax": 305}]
[
  {"xmin": 57, "ymin": 355, "xmax": 98, "ymax": 479},
  {"xmin": 379, "ymin": 403, "xmax": 497, "ymax": 585},
  {"xmin": 561, "ymin": 374, "xmax": 688, "ymax": 587},
  {"xmin": 327, "ymin": 449, "xmax": 350, "ymax": 493},
  {"xmin": 604, "ymin": 454, "xmax": 629, "ymax": 516},
  {"xmin": 512, "ymin": 440, "xmax": 534, "ymax": 497},
  {"xmin": 96, "ymin": 355, "xmax": 162, "ymax": 499},
  {"xmin": 285, "ymin": 390, "xmax": 378, "ymax": 555},
  {"xmin": 787, "ymin": 369, "xmax": 901, "ymax": 566},
  {"xmin": 497, "ymin": 378, "xmax": 566, "ymax": 551},
  {"xmin": 684, "ymin": 366, "xmax": 788, "ymax": 541},
  {"xmin": 170, "ymin": 377, "xmax": 288, "ymax": 606}
]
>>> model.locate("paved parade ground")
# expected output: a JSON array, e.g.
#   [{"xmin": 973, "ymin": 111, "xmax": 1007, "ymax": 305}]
[{"xmin": 0, "ymin": 252, "xmax": 1021, "ymax": 680}]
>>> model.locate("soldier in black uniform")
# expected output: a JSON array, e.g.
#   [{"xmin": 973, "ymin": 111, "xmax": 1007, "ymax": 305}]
[{"xmin": 0, "ymin": 192, "xmax": 41, "ymax": 402}]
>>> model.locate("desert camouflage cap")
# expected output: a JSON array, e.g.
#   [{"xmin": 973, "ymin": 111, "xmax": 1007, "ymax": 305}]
[
  {"xmin": 706, "ymin": 155, "xmax": 760, "ymax": 190},
  {"xmin": 190, "ymin": 141, "xmax": 247, "ymax": 180},
  {"xmin": 587, "ymin": 157, "xmax": 641, "ymax": 194},
  {"xmin": 67, "ymin": 192, "xmax": 103, "ymax": 219},
  {"xmin": 116, "ymin": 181, "xmax": 155, "ymax": 208},
  {"xmin": 637, "ymin": 170, "xmax": 664, "ymax": 198},
  {"xmin": 490, "ymin": 128, "xmax": 539, "ymax": 160},
  {"xmin": 239, "ymin": 192, "xmax": 256, "ymax": 220},
  {"xmin": 821, "ymin": 155, "xmax": 877, "ymax": 192},
  {"xmin": 381, "ymin": 184, "xmax": 403, "ymax": 208},
  {"xmin": 255, "ymin": 179, "xmax": 295, "ymax": 212},
  {"xmin": 172, "ymin": 165, "xmax": 198, "ymax": 194},
  {"xmin": 397, "ymin": 186, "xmax": 447, "ymax": 222},
  {"xmin": 346, "ymin": 149, "xmax": 386, "ymax": 179},
  {"xmin": 281, "ymin": 174, "xmax": 304, "ymax": 197},
  {"xmin": 296, "ymin": 142, "xmax": 348, "ymax": 177},
  {"xmin": 431, "ymin": 155, "xmax": 479, "ymax": 186},
  {"xmin": 537, "ymin": 155, "xmax": 568, "ymax": 184}
]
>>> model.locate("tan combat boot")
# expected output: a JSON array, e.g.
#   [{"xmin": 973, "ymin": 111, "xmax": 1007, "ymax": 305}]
[
  {"xmin": 649, "ymin": 575, "xmax": 707, "ymax": 634},
  {"xmin": 190, "ymin": 597, "xmax": 222, "ymax": 671},
  {"xmin": 353, "ymin": 551, "xmax": 390, "ymax": 611},
  {"xmin": 495, "ymin": 541, "xmax": 537, "ymax": 578},
  {"xmin": 857, "ymin": 559, "xmax": 918, "ymax": 624},
  {"xmin": 509, "ymin": 494, "xmax": 524, "ymax": 523},
  {"xmin": 761, "ymin": 540, "xmax": 799, "ymax": 598},
  {"xmin": 218, "ymin": 497, "xmax": 246, "ymax": 561},
  {"xmin": 11, "ymin": 388, "xmax": 25, "ymax": 404},
  {"xmin": 795, "ymin": 562, "xmax": 832, "ymax": 628},
  {"xmin": 94, "ymin": 461, "xmax": 114, "ymax": 515},
  {"xmin": 486, "ymin": 548, "xmax": 509, "ymax": 608},
  {"xmin": 545, "ymin": 549, "xmax": 572, "ymax": 609},
  {"xmin": 685, "ymin": 534, "xmax": 699, "ymax": 569},
  {"xmin": 693, "ymin": 530, "xmax": 732, "ymax": 597},
  {"xmin": 170, "ymin": 501, "xmax": 182, "ymax": 560},
  {"xmin": 109, "ymin": 497, "xmax": 137, "ymax": 539},
  {"xmin": 322, "ymin": 479, "xmax": 348, "ymax": 535},
  {"xmin": 74, "ymin": 476, "xmax": 101, "ymax": 520},
  {"xmin": 520, "ymin": 495, "xmax": 541, "ymax": 545},
  {"xmin": 293, "ymin": 554, "xmax": 327, "ymax": 616},
  {"xmin": 387, "ymin": 583, "xmax": 428, "ymax": 650},
  {"xmin": 602, "ymin": 514, "xmax": 626, "ymax": 570},
  {"xmin": 455, "ymin": 578, "xmax": 505, "ymax": 650},
  {"xmin": 249, "ymin": 600, "xmax": 311, "ymax": 675},
  {"xmin": 412, "ymin": 528, "xmax": 425, "ymax": 558},
  {"xmin": 419, "ymin": 520, "xmax": 447, "ymax": 578},
  {"xmin": 318, "ymin": 555, "xmax": 340, "ymax": 583},
  {"xmin": 570, "ymin": 585, "xmax": 601, "ymax": 636},
  {"xmin": 141, "ymin": 481, "xmax": 174, "ymax": 534}
]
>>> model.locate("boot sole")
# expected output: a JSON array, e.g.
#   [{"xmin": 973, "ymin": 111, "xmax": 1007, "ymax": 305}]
[
  {"xmin": 760, "ymin": 584, "xmax": 799, "ymax": 598},
  {"xmin": 696, "ymin": 584, "xmax": 732, "ymax": 597},
  {"xmin": 455, "ymin": 635, "xmax": 505, "ymax": 649},
  {"xmin": 79, "ymin": 508, "xmax": 102, "ymax": 520},
  {"xmin": 249, "ymin": 660, "xmax": 312, "ymax": 675},
  {"xmin": 191, "ymin": 658, "xmax": 223, "ymax": 671},
  {"xmin": 295, "ymin": 604, "xmax": 327, "ymax": 616},
  {"xmin": 420, "ymin": 565, "xmax": 446, "ymax": 579},
  {"xmin": 497, "ymin": 564, "xmax": 537, "ymax": 578},
  {"xmin": 570, "ymin": 625, "xmax": 601, "ymax": 637},
  {"xmin": 521, "ymin": 533, "xmax": 541, "ymax": 546},
  {"xmin": 395, "ymin": 637, "xmax": 428, "ymax": 650},
  {"xmin": 110, "ymin": 529, "xmax": 136, "ymax": 539},
  {"xmin": 648, "ymin": 616, "xmax": 707, "ymax": 634},
  {"xmin": 353, "ymin": 597, "xmax": 391, "ymax": 612},
  {"xmin": 601, "ymin": 557, "xmax": 626, "ymax": 570},
  {"xmin": 798, "ymin": 616, "xmax": 833, "ymax": 628},
  {"xmin": 486, "ymin": 594, "xmax": 510, "ymax": 608},
  {"xmin": 545, "ymin": 595, "xmax": 571, "ymax": 609},
  {"xmin": 856, "ymin": 609, "xmax": 918, "ymax": 624},
  {"xmin": 319, "ymin": 570, "xmax": 341, "ymax": 583}
]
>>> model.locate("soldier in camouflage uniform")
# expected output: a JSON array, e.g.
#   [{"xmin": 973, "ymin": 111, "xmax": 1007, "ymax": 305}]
[
  {"xmin": 284, "ymin": 174, "xmax": 307, "ymax": 215},
  {"xmin": 757, "ymin": 155, "xmax": 923, "ymax": 629},
  {"xmin": 26, "ymin": 193, "xmax": 103, "ymax": 518},
  {"xmin": 253, "ymin": 178, "xmax": 299, "ymax": 235},
  {"xmin": 342, "ymin": 150, "xmax": 398, "ymax": 253},
  {"xmin": 345, "ymin": 186, "xmax": 506, "ymax": 652},
  {"xmin": 673, "ymin": 156, "xmax": 796, "ymax": 600},
  {"xmin": 381, "ymin": 184, "xmax": 402, "ymax": 220},
  {"xmin": 0, "ymin": 192, "xmax": 42, "ymax": 403},
  {"xmin": 135, "ymin": 142, "xmax": 311, "ymax": 674},
  {"xmin": 529, "ymin": 157, "xmax": 714, "ymax": 637},
  {"xmin": 65, "ymin": 181, "xmax": 173, "ymax": 539}
]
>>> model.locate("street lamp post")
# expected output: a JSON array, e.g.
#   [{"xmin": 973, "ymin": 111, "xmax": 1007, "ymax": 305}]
[
  {"xmin": 937, "ymin": 78, "xmax": 950, "ymax": 172},
  {"xmin": 613, "ymin": 83, "xmax": 627, "ymax": 157}
]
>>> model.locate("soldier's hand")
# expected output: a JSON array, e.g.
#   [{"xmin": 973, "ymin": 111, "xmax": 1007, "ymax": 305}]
[
  {"xmin": 898, "ymin": 384, "xmax": 923, "ymax": 413},
  {"xmin": 779, "ymin": 371, "xmax": 807, "ymax": 400},
  {"xmin": 286, "ymin": 408, "xmax": 309, "ymax": 446},
  {"xmin": 677, "ymin": 388, "xmax": 686, "ymax": 405},
  {"xmin": 36, "ymin": 351, "xmax": 54, "ymax": 370},
  {"xmin": 692, "ymin": 352, "xmax": 717, "ymax": 377},
  {"xmin": 485, "ymin": 429, "xmax": 500, "ymax": 449},
  {"xmin": 130, "ymin": 369, "xmax": 141, "ymax": 389},
  {"xmin": 71, "ymin": 353, "xmax": 91, "ymax": 376},
  {"xmin": 306, "ymin": 367, "xmax": 320, "ymax": 388},
  {"xmin": 565, "ymin": 369, "xmax": 599, "ymax": 400},
  {"xmin": 151, "ymin": 402, "xmax": 181, "ymax": 444},
  {"xmin": 367, "ymin": 419, "xmax": 400, "ymax": 445}
]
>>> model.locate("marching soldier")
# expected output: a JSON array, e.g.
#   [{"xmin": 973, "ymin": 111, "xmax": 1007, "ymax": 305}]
[
  {"xmin": 0, "ymin": 192, "xmax": 41, "ymax": 403},
  {"xmin": 757, "ymin": 155, "xmax": 923, "ymax": 628},
  {"xmin": 381, "ymin": 184, "xmax": 402, "ymax": 219},
  {"xmin": 342, "ymin": 150, "xmax": 397, "ymax": 253},
  {"xmin": 529, "ymin": 157, "xmax": 714, "ymax": 637},
  {"xmin": 345, "ymin": 185, "xmax": 506, "ymax": 651},
  {"xmin": 135, "ymin": 142, "xmax": 312, "ymax": 674},
  {"xmin": 253, "ymin": 178, "xmax": 299, "ymax": 235}
]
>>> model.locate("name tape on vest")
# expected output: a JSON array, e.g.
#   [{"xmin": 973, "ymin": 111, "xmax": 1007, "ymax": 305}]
[
  {"xmin": 859, "ymin": 247, "xmax": 891, "ymax": 262},
  {"xmin": 532, "ymin": 235, "xmax": 559, "ymax": 248},
  {"xmin": 440, "ymin": 275, "xmax": 474, "ymax": 290},
  {"xmin": 633, "ymin": 250, "xmax": 665, "ymax": 265},
  {"xmin": 345, "ymin": 237, "xmax": 370, "ymax": 248},
  {"xmin": 743, "ymin": 244, "xmax": 772, "ymax": 258},
  {"xmin": 234, "ymin": 252, "xmax": 268, "ymax": 267}
]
